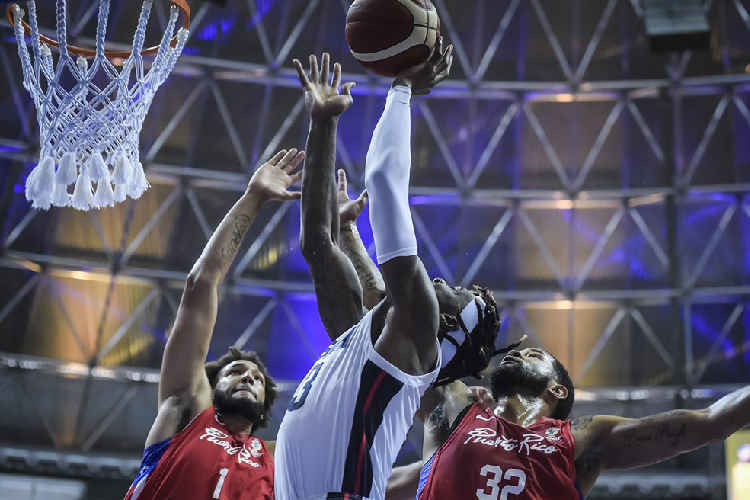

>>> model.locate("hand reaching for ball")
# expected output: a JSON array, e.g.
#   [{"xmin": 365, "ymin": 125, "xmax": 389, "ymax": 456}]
[
  {"xmin": 294, "ymin": 53, "xmax": 356, "ymax": 118},
  {"xmin": 392, "ymin": 37, "xmax": 453, "ymax": 96}
]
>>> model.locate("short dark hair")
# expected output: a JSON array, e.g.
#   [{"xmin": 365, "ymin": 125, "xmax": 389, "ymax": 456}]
[
  {"xmin": 549, "ymin": 355, "xmax": 574, "ymax": 420},
  {"xmin": 204, "ymin": 347, "xmax": 279, "ymax": 429}
]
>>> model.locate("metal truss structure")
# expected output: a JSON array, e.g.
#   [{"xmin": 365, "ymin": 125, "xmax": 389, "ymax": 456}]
[{"xmin": 1, "ymin": 0, "xmax": 750, "ymax": 498}]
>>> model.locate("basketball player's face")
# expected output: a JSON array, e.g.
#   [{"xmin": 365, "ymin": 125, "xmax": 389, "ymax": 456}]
[
  {"xmin": 432, "ymin": 278, "xmax": 475, "ymax": 316},
  {"xmin": 490, "ymin": 348, "xmax": 556, "ymax": 398},
  {"xmin": 215, "ymin": 360, "xmax": 267, "ymax": 405},
  {"xmin": 213, "ymin": 360, "xmax": 267, "ymax": 424}
]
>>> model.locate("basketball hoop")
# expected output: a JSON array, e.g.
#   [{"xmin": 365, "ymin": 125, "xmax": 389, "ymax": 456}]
[{"xmin": 7, "ymin": 0, "xmax": 191, "ymax": 210}]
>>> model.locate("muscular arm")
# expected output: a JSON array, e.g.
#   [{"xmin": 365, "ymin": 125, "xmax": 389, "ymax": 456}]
[
  {"xmin": 339, "ymin": 223, "xmax": 385, "ymax": 309},
  {"xmin": 159, "ymin": 191, "xmax": 264, "ymax": 404},
  {"xmin": 336, "ymin": 169, "xmax": 386, "ymax": 310},
  {"xmin": 385, "ymin": 382, "xmax": 476, "ymax": 499},
  {"xmin": 295, "ymin": 55, "xmax": 364, "ymax": 341},
  {"xmin": 146, "ymin": 151, "xmax": 303, "ymax": 447},
  {"xmin": 367, "ymin": 86, "xmax": 439, "ymax": 375},
  {"xmin": 299, "ymin": 117, "xmax": 365, "ymax": 340},
  {"xmin": 573, "ymin": 384, "xmax": 750, "ymax": 476},
  {"xmin": 386, "ymin": 461, "xmax": 424, "ymax": 500},
  {"xmin": 368, "ymin": 45, "xmax": 453, "ymax": 375}
]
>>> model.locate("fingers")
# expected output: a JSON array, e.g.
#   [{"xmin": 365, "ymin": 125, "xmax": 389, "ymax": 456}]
[
  {"xmin": 284, "ymin": 150, "xmax": 305, "ymax": 172},
  {"xmin": 321, "ymin": 53, "xmax": 330, "ymax": 87},
  {"xmin": 342, "ymin": 82, "xmax": 356, "ymax": 96},
  {"xmin": 468, "ymin": 386, "xmax": 493, "ymax": 407},
  {"xmin": 284, "ymin": 190, "xmax": 302, "ymax": 200},
  {"xmin": 337, "ymin": 169, "xmax": 348, "ymax": 192},
  {"xmin": 356, "ymin": 189, "xmax": 367, "ymax": 208},
  {"xmin": 430, "ymin": 36, "xmax": 444, "ymax": 64},
  {"xmin": 309, "ymin": 54, "xmax": 319, "ymax": 84},
  {"xmin": 293, "ymin": 59, "xmax": 310, "ymax": 88},
  {"xmin": 290, "ymin": 170, "xmax": 304, "ymax": 184},
  {"xmin": 277, "ymin": 148, "xmax": 299, "ymax": 171},
  {"xmin": 435, "ymin": 44, "xmax": 453, "ymax": 74},
  {"xmin": 268, "ymin": 150, "xmax": 288, "ymax": 165},
  {"xmin": 332, "ymin": 62, "xmax": 342, "ymax": 90},
  {"xmin": 432, "ymin": 45, "xmax": 453, "ymax": 86}
]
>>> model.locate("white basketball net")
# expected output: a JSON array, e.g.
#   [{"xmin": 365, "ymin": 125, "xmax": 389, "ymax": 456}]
[{"xmin": 11, "ymin": 0, "xmax": 189, "ymax": 210}]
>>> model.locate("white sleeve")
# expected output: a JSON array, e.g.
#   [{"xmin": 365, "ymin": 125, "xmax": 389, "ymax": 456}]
[{"xmin": 365, "ymin": 85, "xmax": 418, "ymax": 265}]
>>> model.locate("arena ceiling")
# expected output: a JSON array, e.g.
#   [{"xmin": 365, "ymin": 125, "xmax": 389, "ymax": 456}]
[{"xmin": 0, "ymin": 0, "xmax": 750, "ymax": 497}]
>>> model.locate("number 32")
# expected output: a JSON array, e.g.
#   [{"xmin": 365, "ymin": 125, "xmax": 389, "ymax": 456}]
[{"xmin": 476, "ymin": 465, "xmax": 526, "ymax": 500}]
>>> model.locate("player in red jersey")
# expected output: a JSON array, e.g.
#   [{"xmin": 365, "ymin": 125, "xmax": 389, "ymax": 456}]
[
  {"xmin": 123, "ymin": 148, "xmax": 305, "ymax": 500},
  {"xmin": 412, "ymin": 350, "xmax": 578, "ymax": 500},
  {"xmin": 329, "ymin": 159, "xmax": 750, "ymax": 500},
  {"xmin": 385, "ymin": 346, "xmax": 750, "ymax": 500}
]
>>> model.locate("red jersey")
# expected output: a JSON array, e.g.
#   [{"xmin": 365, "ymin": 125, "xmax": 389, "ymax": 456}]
[
  {"xmin": 417, "ymin": 403, "xmax": 582, "ymax": 500},
  {"xmin": 123, "ymin": 407, "xmax": 273, "ymax": 500}
]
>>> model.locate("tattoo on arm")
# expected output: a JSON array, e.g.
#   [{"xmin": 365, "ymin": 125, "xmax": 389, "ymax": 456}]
[
  {"xmin": 220, "ymin": 214, "xmax": 251, "ymax": 263},
  {"xmin": 571, "ymin": 416, "xmax": 594, "ymax": 431},
  {"xmin": 339, "ymin": 225, "xmax": 385, "ymax": 295},
  {"xmin": 622, "ymin": 422, "xmax": 691, "ymax": 448},
  {"xmin": 307, "ymin": 244, "xmax": 364, "ymax": 340}
]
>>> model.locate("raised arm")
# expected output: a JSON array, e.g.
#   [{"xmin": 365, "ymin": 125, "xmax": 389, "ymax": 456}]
[
  {"xmin": 385, "ymin": 382, "xmax": 481, "ymax": 500},
  {"xmin": 295, "ymin": 54, "xmax": 365, "ymax": 341},
  {"xmin": 573, "ymin": 385, "xmax": 750, "ymax": 481},
  {"xmin": 336, "ymin": 169, "xmax": 386, "ymax": 309},
  {"xmin": 367, "ymin": 43, "xmax": 454, "ymax": 375},
  {"xmin": 146, "ymin": 150, "xmax": 303, "ymax": 447},
  {"xmin": 386, "ymin": 461, "xmax": 425, "ymax": 500}
]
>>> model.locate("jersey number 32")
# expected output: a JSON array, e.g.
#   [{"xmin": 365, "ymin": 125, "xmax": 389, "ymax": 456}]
[{"xmin": 476, "ymin": 465, "xmax": 526, "ymax": 500}]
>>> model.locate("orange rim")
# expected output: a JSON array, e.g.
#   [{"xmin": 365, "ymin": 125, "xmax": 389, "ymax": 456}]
[{"xmin": 6, "ymin": 0, "xmax": 191, "ymax": 59}]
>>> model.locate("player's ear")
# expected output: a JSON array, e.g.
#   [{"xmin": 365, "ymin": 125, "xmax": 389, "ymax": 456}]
[
  {"xmin": 548, "ymin": 383, "xmax": 568, "ymax": 401},
  {"xmin": 440, "ymin": 313, "xmax": 459, "ymax": 332}
]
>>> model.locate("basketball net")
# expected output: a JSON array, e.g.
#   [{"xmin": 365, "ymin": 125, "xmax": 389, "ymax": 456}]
[{"xmin": 9, "ymin": 0, "xmax": 189, "ymax": 210}]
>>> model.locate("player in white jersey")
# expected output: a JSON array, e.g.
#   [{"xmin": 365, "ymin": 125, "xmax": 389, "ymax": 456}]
[
  {"xmin": 273, "ymin": 46, "xmax": 462, "ymax": 500},
  {"xmin": 274, "ymin": 46, "xmax": 522, "ymax": 500}
]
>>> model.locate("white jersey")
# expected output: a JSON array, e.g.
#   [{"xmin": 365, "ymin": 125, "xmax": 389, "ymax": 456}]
[{"xmin": 274, "ymin": 308, "xmax": 440, "ymax": 500}]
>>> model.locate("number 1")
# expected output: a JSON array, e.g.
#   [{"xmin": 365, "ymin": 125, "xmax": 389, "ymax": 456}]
[{"xmin": 213, "ymin": 468, "xmax": 229, "ymax": 499}]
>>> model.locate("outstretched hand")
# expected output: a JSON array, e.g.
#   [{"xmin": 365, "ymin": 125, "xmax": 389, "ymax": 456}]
[
  {"xmin": 392, "ymin": 37, "xmax": 453, "ymax": 96},
  {"xmin": 294, "ymin": 53, "xmax": 356, "ymax": 117},
  {"xmin": 248, "ymin": 149, "xmax": 305, "ymax": 202},
  {"xmin": 337, "ymin": 169, "xmax": 368, "ymax": 225},
  {"xmin": 469, "ymin": 386, "xmax": 495, "ymax": 409}
]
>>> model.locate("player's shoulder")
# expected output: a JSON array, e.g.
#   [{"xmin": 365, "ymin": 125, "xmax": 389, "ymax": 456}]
[
  {"xmin": 568, "ymin": 414, "xmax": 627, "ymax": 453},
  {"xmin": 569, "ymin": 414, "xmax": 624, "ymax": 435}
]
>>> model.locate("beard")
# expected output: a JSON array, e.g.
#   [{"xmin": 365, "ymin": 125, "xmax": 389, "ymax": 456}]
[
  {"xmin": 489, "ymin": 362, "xmax": 551, "ymax": 399},
  {"xmin": 213, "ymin": 388, "xmax": 265, "ymax": 426}
]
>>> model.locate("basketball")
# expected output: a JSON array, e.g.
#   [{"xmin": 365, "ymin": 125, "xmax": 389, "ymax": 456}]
[{"xmin": 345, "ymin": 0, "xmax": 441, "ymax": 77}]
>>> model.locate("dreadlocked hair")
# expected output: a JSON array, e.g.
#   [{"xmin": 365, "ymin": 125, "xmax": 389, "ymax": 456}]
[
  {"xmin": 204, "ymin": 347, "xmax": 279, "ymax": 429},
  {"xmin": 472, "ymin": 286, "xmax": 526, "ymax": 357},
  {"xmin": 432, "ymin": 287, "xmax": 526, "ymax": 387}
]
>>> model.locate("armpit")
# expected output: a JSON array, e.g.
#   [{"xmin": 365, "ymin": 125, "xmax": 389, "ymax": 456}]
[{"xmin": 428, "ymin": 403, "xmax": 450, "ymax": 435}]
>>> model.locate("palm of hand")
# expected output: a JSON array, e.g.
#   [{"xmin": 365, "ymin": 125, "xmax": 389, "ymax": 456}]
[
  {"xmin": 305, "ymin": 85, "xmax": 352, "ymax": 116},
  {"xmin": 250, "ymin": 163, "xmax": 296, "ymax": 200}
]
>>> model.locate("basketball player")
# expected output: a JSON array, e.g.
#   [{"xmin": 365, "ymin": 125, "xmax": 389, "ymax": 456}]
[
  {"xmin": 123, "ymin": 149, "xmax": 305, "ymax": 500},
  {"xmin": 273, "ymin": 42, "xmax": 505, "ymax": 499},
  {"xmin": 387, "ymin": 348, "xmax": 750, "ymax": 500}
]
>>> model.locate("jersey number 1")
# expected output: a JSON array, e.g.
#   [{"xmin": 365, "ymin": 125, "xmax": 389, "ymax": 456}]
[
  {"xmin": 213, "ymin": 468, "xmax": 229, "ymax": 499},
  {"xmin": 476, "ymin": 465, "xmax": 526, "ymax": 500}
]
